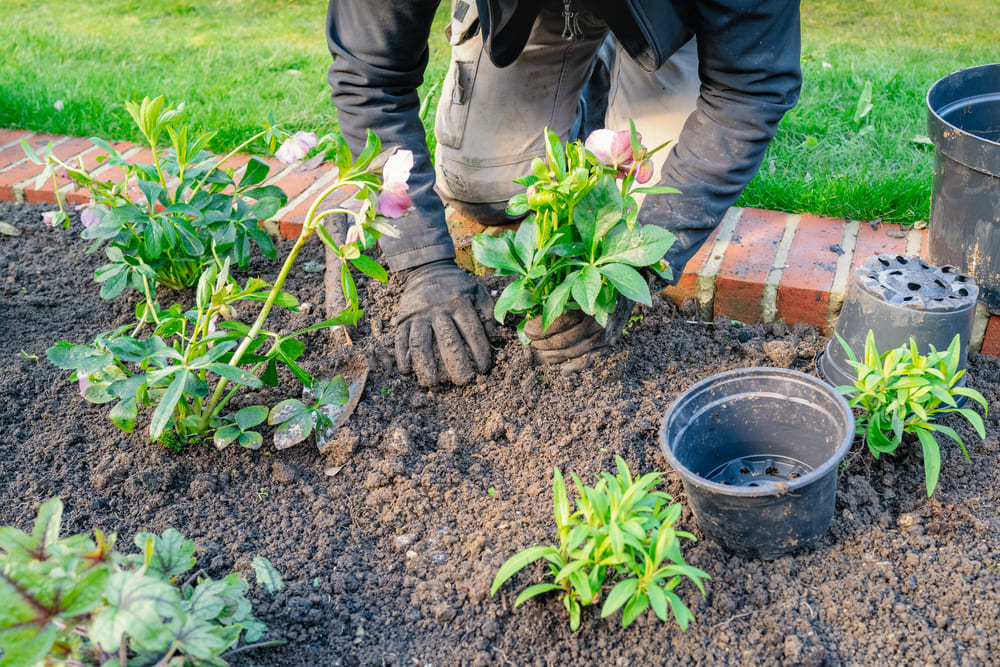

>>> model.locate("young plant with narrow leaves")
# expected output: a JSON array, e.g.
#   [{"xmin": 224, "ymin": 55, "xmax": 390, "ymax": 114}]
[
  {"xmin": 0, "ymin": 498, "xmax": 280, "ymax": 666},
  {"xmin": 490, "ymin": 456, "xmax": 709, "ymax": 631},
  {"xmin": 472, "ymin": 121, "xmax": 677, "ymax": 342},
  {"xmin": 836, "ymin": 331, "xmax": 988, "ymax": 496}
]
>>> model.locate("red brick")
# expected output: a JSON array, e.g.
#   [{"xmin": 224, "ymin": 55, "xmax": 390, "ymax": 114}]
[
  {"xmin": 714, "ymin": 208, "xmax": 786, "ymax": 323},
  {"xmin": 776, "ymin": 214, "xmax": 843, "ymax": 328},
  {"xmin": 0, "ymin": 133, "xmax": 64, "ymax": 200},
  {"xmin": 0, "ymin": 133, "xmax": 36, "ymax": 167},
  {"xmin": 661, "ymin": 224, "xmax": 722, "ymax": 306},
  {"xmin": 0, "ymin": 128, "xmax": 32, "ymax": 149},
  {"xmin": 22, "ymin": 138, "xmax": 100, "ymax": 203},
  {"xmin": 267, "ymin": 160, "xmax": 333, "ymax": 202},
  {"xmin": 920, "ymin": 228, "xmax": 929, "ymax": 259},
  {"xmin": 981, "ymin": 315, "xmax": 1000, "ymax": 357},
  {"xmin": 850, "ymin": 220, "xmax": 907, "ymax": 276}
]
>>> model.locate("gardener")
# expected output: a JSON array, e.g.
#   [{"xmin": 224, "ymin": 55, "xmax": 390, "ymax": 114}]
[{"xmin": 325, "ymin": 0, "xmax": 802, "ymax": 387}]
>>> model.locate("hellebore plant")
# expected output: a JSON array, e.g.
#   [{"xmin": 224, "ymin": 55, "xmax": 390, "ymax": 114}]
[
  {"xmin": 491, "ymin": 457, "xmax": 709, "ymax": 631},
  {"xmin": 0, "ymin": 498, "xmax": 280, "ymax": 666},
  {"xmin": 23, "ymin": 96, "xmax": 293, "ymax": 309},
  {"xmin": 836, "ymin": 331, "xmax": 988, "ymax": 496},
  {"xmin": 472, "ymin": 122, "xmax": 676, "ymax": 341},
  {"xmin": 46, "ymin": 120, "xmax": 409, "ymax": 448}
]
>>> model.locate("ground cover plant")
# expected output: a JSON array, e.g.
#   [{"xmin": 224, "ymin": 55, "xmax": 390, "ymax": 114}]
[
  {"xmin": 472, "ymin": 125, "xmax": 675, "ymax": 340},
  {"xmin": 0, "ymin": 498, "xmax": 278, "ymax": 666},
  {"xmin": 836, "ymin": 331, "xmax": 988, "ymax": 496},
  {"xmin": 2, "ymin": 1, "xmax": 998, "ymax": 222}
]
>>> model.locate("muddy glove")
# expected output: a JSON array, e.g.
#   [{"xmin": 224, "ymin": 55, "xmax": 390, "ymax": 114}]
[
  {"xmin": 523, "ymin": 296, "xmax": 635, "ymax": 368},
  {"xmin": 393, "ymin": 260, "xmax": 495, "ymax": 387}
]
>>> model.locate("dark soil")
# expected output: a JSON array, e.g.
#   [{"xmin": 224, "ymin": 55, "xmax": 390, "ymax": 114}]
[{"xmin": 3, "ymin": 200, "xmax": 1000, "ymax": 666}]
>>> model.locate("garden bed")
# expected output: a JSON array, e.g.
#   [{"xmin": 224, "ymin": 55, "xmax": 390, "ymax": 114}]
[{"xmin": 3, "ymin": 199, "xmax": 1000, "ymax": 666}]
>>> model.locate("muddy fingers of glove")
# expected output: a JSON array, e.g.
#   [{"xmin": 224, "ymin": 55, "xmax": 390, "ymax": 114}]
[{"xmin": 392, "ymin": 260, "xmax": 495, "ymax": 387}]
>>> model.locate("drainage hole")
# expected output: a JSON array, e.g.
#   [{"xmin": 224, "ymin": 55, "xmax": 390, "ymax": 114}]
[
  {"xmin": 765, "ymin": 466, "xmax": 780, "ymax": 476},
  {"xmin": 740, "ymin": 467, "xmax": 751, "ymax": 474},
  {"xmin": 889, "ymin": 270, "xmax": 902, "ymax": 276},
  {"xmin": 955, "ymin": 274, "xmax": 967, "ymax": 281},
  {"xmin": 934, "ymin": 297, "xmax": 944, "ymax": 302},
  {"xmin": 878, "ymin": 257, "xmax": 890, "ymax": 266},
  {"xmin": 944, "ymin": 266, "xmax": 956, "ymax": 274},
  {"xmin": 747, "ymin": 483, "xmax": 759, "ymax": 487},
  {"xmin": 788, "ymin": 472, "xmax": 801, "ymax": 480},
  {"xmin": 934, "ymin": 279, "xmax": 946, "ymax": 289},
  {"xmin": 896, "ymin": 255, "xmax": 907, "ymax": 263},
  {"xmin": 959, "ymin": 288, "xmax": 969, "ymax": 296},
  {"xmin": 903, "ymin": 296, "xmax": 914, "ymax": 302},
  {"xmin": 907, "ymin": 282, "xmax": 922, "ymax": 291}
]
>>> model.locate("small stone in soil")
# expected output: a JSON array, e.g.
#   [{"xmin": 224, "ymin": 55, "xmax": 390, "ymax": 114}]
[{"xmin": 272, "ymin": 461, "xmax": 299, "ymax": 484}]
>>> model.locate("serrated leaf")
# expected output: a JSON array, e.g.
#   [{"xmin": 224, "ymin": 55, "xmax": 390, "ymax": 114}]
[{"xmin": 251, "ymin": 556, "xmax": 283, "ymax": 594}]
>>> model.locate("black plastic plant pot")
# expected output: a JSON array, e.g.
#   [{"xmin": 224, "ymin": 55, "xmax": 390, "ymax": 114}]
[
  {"xmin": 659, "ymin": 368, "xmax": 854, "ymax": 560},
  {"xmin": 926, "ymin": 63, "xmax": 1000, "ymax": 309},
  {"xmin": 819, "ymin": 254, "xmax": 978, "ymax": 390}
]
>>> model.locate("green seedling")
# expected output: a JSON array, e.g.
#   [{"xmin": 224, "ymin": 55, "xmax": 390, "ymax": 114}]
[
  {"xmin": 836, "ymin": 331, "xmax": 988, "ymax": 496},
  {"xmin": 491, "ymin": 456, "xmax": 709, "ymax": 631},
  {"xmin": 213, "ymin": 404, "xmax": 269, "ymax": 450}
]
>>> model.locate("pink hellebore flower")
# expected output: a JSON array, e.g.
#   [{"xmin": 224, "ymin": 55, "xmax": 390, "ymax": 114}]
[
  {"xmin": 75, "ymin": 202, "xmax": 100, "ymax": 228},
  {"xmin": 584, "ymin": 128, "xmax": 654, "ymax": 184},
  {"xmin": 41, "ymin": 210, "xmax": 59, "ymax": 227},
  {"xmin": 276, "ymin": 131, "xmax": 318, "ymax": 164},
  {"xmin": 376, "ymin": 149, "xmax": 414, "ymax": 218}
]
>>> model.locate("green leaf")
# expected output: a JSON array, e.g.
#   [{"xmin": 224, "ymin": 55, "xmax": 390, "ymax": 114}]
[
  {"xmin": 541, "ymin": 273, "xmax": 577, "ymax": 331},
  {"xmin": 598, "ymin": 263, "xmax": 651, "ymax": 306},
  {"xmin": 139, "ymin": 529, "xmax": 196, "ymax": 578},
  {"xmin": 601, "ymin": 578, "xmax": 638, "ymax": 618},
  {"xmin": 513, "ymin": 583, "xmax": 562, "ymax": 607},
  {"xmin": 647, "ymin": 584, "xmax": 670, "ymax": 622},
  {"xmin": 665, "ymin": 589, "xmax": 695, "ymax": 631},
  {"xmin": 571, "ymin": 265, "xmax": 602, "ymax": 315},
  {"xmin": 494, "ymin": 279, "xmax": 529, "ymax": 323},
  {"xmin": 239, "ymin": 157, "xmax": 270, "ymax": 188},
  {"xmin": 46, "ymin": 341, "xmax": 112, "ymax": 373},
  {"xmin": 273, "ymin": 411, "xmax": 315, "ymax": 450},
  {"xmin": 490, "ymin": 545, "xmax": 554, "ymax": 597},
  {"xmin": 89, "ymin": 571, "xmax": 181, "ymax": 653},
  {"xmin": 234, "ymin": 405, "xmax": 269, "ymax": 431},
  {"xmin": 621, "ymin": 592, "xmax": 649, "ymax": 627},
  {"xmin": 915, "ymin": 428, "xmax": 941, "ymax": 496},
  {"xmin": 213, "ymin": 425, "xmax": 241, "ymax": 450},
  {"xmin": 150, "ymin": 369, "xmax": 189, "ymax": 441},
  {"xmin": 574, "ymin": 174, "xmax": 623, "ymax": 248},
  {"xmin": 0, "ymin": 624, "xmax": 58, "ymax": 667},
  {"xmin": 109, "ymin": 398, "xmax": 138, "ymax": 433},
  {"xmin": 207, "ymin": 363, "xmax": 263, "ymax": 388},
  {"xmin": 512, "ymin": 218, "xmax": 537, "ymax": 267},
  {"xmin": 250, "ymin": 196, "xmax": 282, "ymax": 221},
  {"xmin": 349, "ymin": 254, "xmax": 388, "ymax": 283},
  {"xmin": 600, "ymin": 223, "xmax": 675, "ymax": 267},
  {"xmin": 251, "ymin": 556, "xmax": 283, "ymax": 594},
  {"xmin": 267, "ymin": 399, "xmax": 307, "ymax": 426},
  {"xmin": 544, "ymin": 128, "xmax": 566, "ymax": 181},
  {"xmin": 472, "ymin": 233, "xmax": 523, "ymax": 275}
]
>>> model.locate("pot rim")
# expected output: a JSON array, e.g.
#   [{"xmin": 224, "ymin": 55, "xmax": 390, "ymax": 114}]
[{"xmin": 658, "ymin": 367, "xmax": 855, "ymax": 498}]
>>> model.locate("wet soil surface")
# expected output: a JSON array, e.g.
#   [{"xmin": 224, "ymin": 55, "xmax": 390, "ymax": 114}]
[{"xmin": 3, "ymin": 200, "xmax": 1000, "ymax": 666}]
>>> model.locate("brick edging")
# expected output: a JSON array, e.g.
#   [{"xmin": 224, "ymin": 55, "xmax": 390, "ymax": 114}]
[{"xmin": 3, "ymin": 128, "xmax": 999, "ymax": 354}]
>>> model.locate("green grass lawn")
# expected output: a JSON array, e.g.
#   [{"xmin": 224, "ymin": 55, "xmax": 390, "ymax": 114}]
[{"xmin": 0, "ymin": 0, "xmax": 997, "ymax": 224}]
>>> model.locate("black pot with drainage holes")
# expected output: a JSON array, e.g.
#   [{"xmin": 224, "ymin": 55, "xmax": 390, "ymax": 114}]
[
  {"xmin": 659, "ymin": 367, "xmax": 854, "ymax": 560},
  {"xmin": 819, "ymin": 254, "xmax": 978, "ymax": 391}
]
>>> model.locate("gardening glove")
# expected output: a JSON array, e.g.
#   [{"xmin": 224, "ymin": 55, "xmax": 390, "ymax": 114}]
[
  {"xmin": 523, "ymin": 296, "xmax": 635, "ymax": 368},
  {"xmin": 393, "ymin": 259, "xmax": 495, "ymax": 387},
  {"xmin": 323, "ymin": 214, "xmax": 360, "ymax": 340}
]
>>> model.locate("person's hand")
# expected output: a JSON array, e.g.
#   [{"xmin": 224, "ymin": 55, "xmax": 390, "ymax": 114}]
[
  {"xmin": 393, "ymin": 260, "xmax": 495, "ymax": 387},
  {"xmin": 523, "ymin": 297, "xmax": 634, "ymax": 369}
]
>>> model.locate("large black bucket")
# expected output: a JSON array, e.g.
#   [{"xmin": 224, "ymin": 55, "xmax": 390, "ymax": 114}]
[{"xmin": 927, "ymin": 63, "xmax": 1000, "ymax": 309}]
